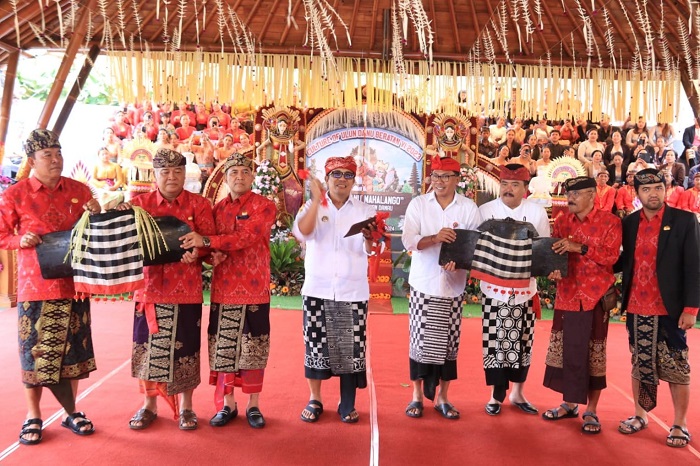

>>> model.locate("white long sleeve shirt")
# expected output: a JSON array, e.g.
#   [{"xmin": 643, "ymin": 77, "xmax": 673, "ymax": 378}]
[
  {"xmin": 402, "ymin": 192, "xmax": 483, "ymax": 298},
  {"xmin": 293, "ymin": 194, "xmax": 376, "ymax": 302},
  {"xmin": 478, "ymin": 197, "xmax": 551, "ymax": 304}
]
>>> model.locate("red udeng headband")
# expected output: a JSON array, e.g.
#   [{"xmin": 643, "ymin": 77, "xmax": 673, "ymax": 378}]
[{"xmin": 431, "ymin": 155, "xmax": 460, "ymax": 172}]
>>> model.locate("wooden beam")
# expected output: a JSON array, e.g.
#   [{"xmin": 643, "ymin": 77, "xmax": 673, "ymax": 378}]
[
  {"xmin": 644, "ymin": 0, "xmax": 682, "ymax": 58},
  {"xmin": 502, "ymin": 0, "xmax": 529, "ymax": 56},
  {"xmin": 539, "ymin": 1, "xmax": 573, "ymax": 58},
  {"xmin": 91, "ymin": 0, "xmax": 150, "ymax": 46},
  {"xmin": 36, "ymin": 0, "xmax": 99, "ymax": 129},
  {"xmin": 0, "ymin": 50, "xmax": 19, "ymax": 158},
  {"xmin": 180, "ymin": 0, "xmax": 207, "ymax": 45},
  {"xmin": 245, "ymin": 0, "xmax": 264, "ymax": 27},
  {"xmin": 446, "ymin": 0, "xmax": 461, "ymax": 54},
  {"xmin": 259, "ymin": 0, "xmax": 282, "ymax": 43},
  {"xmin": 279, "ymin": 0, "xmax": 303, "ymax": 45},
  {"xmin": 468, "ymin": 0, "xmax": 481, "ymax": 51},
  {"xmin": 348, "ymin": 0, "xmax": 360, "ymax": 41},
  {"xmin": 0, "ymin": 0, "xmax": 45, "ymax": 40},
  {"xmin": 0, "ymin": 0, "xmax": 36, "ymax": 24},
  {"xmin": 428, "ymin": 0, "xmax": 438, "ymax": 54},
  {"xmin": 369, "ymin": 0, "xmax": 379, "ymax": 49},
  {"xmin": 595, "ymin": 3, "xmax": 636, "ymax": 60},
  {"xmin": 680, "ymin": 66, "xmax": 700, "ymax": 117},
  {"xmin": 52, "ymin": 45, "xmax": 101, "ymax": 136}
]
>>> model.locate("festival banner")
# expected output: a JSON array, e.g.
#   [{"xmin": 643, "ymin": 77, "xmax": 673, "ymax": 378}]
[{"xmin": 306, "ymin": 127, "xmax": 424, "ymax": 234}]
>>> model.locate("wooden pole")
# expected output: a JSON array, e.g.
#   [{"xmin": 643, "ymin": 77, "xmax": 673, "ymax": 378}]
[
  {"xmin": 0, "ymin": 49, "xmax": 19, "ymax": 165},
  {"xmin": 52, "ymin": 45, "xmax": 101, "ymax": 136},
  {"xmin": 35, "ymin": 0, "xmax": 98, "ymax": 130}
]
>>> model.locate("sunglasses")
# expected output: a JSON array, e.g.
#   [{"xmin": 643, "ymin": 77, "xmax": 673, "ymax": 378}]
[{"xmin": 329, "ymin": 170, "xmax": 355, "ymax": 180}]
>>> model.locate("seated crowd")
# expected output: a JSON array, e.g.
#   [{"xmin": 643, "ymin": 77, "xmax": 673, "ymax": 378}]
[
  {"xmin": 477, "ymin": 114, "xmax": 700, "ymax": 217},
  {"xmin": 90, "ymin": 99, "xmax": 256, "ymax": 194}
]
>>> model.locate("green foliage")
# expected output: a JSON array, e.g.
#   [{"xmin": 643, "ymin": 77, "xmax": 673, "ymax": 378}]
[
  {"xmin": 391, "ymin": 250, "xmax": 412, "ymax": 294},
  {"xmin": 270, "ymin": 237, "xmax": 305, "ymax": 296},
  {"xmin": 270, "ymin": 237, "xmax": 305, "ymax": 277},
  {"xmin": 15, "ymin": 55, "xmax": 118, "ymax": 105}
]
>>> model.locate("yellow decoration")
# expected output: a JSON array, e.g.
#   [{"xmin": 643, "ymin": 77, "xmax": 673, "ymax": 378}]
[{"xmin": 107, "ymin": 52, "xmax": 680, "ymax": 122}]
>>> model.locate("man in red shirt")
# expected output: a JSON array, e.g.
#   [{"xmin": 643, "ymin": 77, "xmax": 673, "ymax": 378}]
[
  {"xmin": 181, "ymin": 153, "xmax": 276, "ymax": 428},
  {"xmin": 117, "ymin": 148, "xmax": 215, "ymax": 431},
  {"xmin": 0, "ymin": 129, "xmax": 101, "ymax": 445},
  {"xmin": 594, "ymin": 172, "xmax": 615, "ymax": 212},
  {"xmin": 616, "ymin": 168, "xmax": 700, "ymax": 448},
  {"xmin": 542, "ymin": 176, "xmax": 622, "ymax": 435},
  {"xmin": 615, "ymin": 170, "xmax": 639, "ymax": 217}
]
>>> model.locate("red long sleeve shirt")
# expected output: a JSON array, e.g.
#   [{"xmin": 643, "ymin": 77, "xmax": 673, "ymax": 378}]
[
  {"xmin": 627, "ymin": 205, "xmax": 699, "ymax": 317},
  {"xmin": 0, "ymin": 177, "xmax": 93, "ymax": 301},
  {"xmin": 130, "ymin": 189, "xmax": 215, "ymax": 304},
  {"xmin": 209, "ymin": 191, "xmax": 277, "ymax": 305},
  {"xmin": 552, "ymin": 207, "xmax": 622, "ymax": 311}
]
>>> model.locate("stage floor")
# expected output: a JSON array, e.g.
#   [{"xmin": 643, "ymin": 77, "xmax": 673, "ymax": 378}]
[{"xmin": 0, "ymin": 302, "xmax": 698, "ymax": 465}]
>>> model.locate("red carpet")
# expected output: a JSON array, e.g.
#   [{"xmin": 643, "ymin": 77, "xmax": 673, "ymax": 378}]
[{"xmin": 0, "ymin": 303, "xmax": 698, "ymax": 465}]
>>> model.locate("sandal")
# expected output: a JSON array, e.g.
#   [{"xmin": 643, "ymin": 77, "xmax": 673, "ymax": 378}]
[
  {"xmin": 581, "ymin": 411, "xmax": 602, "ymax": 435},
  {"xmin": 129, "ymin": 408, "xmax": 157, "ymax": 430},
  {"xmin": 667, "ymin": 425, "xmax": 692, "ymax": 448},
  {"xmin": 618, "ymin": 416, "xmax": 647, "ymax": 435},
  {"xmin": 179, "ymin": 409, "xmax": 198, "ymax": 431},
  {"xmin": 61, "ymin": 411, "xmax": 95, "ymax": 436},
  {"xmin": 338, "ymin": 408, "xmax": 359, "ymax": 424},
  {"xmin": 300, "ymin": 400, "xmax": 324, "ymax": 423},
  {"xmin": 434, "ymin": 403, "xmax": 460, "ymax": 420},
  {"xmin": 210, "ymin": 404, "xmax": 237, "ymax": 427},
  {"xmin": 405, "ymin": 401, "xmax": 424, "ymax": 418},
  {"xmin": 19, "ymin": 418, "xmax": 43, "ymax": 445},
  {"xmin": 542, "ymin": 403, "xmax": 579, "ymax": 421}
]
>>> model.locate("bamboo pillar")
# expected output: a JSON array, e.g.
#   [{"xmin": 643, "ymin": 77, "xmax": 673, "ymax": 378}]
[
  {"xmin": 35, "ymin": 0, "xmax": 98, "ymax": 129},
  {"xmin": 16, "ymin": 0, "xmax": 98, "ymax": 181},
  {"xmin": 0, "ymin": 51, "xmax": 19, "ymax": 308},
  {"xmin": 52, "ymin": 45, "xmax": 101, "ymax": 136},
  {"xmin": 0, "ymin": 49, "xmax": 19, "ymax": 165}
]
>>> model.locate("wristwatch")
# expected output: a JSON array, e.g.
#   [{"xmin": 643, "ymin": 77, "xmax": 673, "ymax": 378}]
[
  {"xmin": 580, "ymin": 244, "xmax": 589, "ymax": 255},
  {"xmin": 201, "ymin": 236, "xmax": 211, "ymax": 248}
]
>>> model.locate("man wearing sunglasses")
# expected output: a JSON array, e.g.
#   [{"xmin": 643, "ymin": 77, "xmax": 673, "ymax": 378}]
[
  {"xmin": 293, "ymin": 156, "xmax": 379, "ymax": 424},
  {"xmin": 402, "ymin": 156, "xmax": 482, "ymax": 420}
]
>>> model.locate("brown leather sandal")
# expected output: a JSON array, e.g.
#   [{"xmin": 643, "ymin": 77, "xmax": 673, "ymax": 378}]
[
  {"xmin": 129, "ymin": 408, "xmax": 157, "ymax": 430},
  {"xmin": 179, "ymin": 409, "xmax": 198, "ymax": 431}
]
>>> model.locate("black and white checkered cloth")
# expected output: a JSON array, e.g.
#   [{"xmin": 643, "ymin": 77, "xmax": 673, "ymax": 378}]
[
  {"xmin": 72, "ymin": 210, "xmax": 144, "ymax": 295},
  {"xmin": 470, "ymin": 231, "xmax": 532, "ymax": 288}
]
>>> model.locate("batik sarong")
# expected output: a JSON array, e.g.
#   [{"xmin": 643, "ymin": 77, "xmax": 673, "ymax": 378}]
[
  {"xmin": 627, "ymin": 314, "xmax": 691, "ymax": 411},
  {"xmin": 408, "ymin": 287, "xmax": 463, "ymax": 400},
  {"xmin": 543, "ymin": 301, "xmax": 609, "ymax": 404},
  {"xmin": 18, "ymin": 299, "xmax": 96, "ymax": 386},
  {"xmin": 302, "ymin": 296, "xmax": 367, "ymax": 382},
  {"xmin": 482, "ymin": 296, "xmax": 536, "ymax": 401},
  {"xmin": 132, "ymin": 302, "xmax": 201, "ymax": 396},
  {"xmin": 208, "ymin": 302, "xmax": 270, "ymax": 398}
]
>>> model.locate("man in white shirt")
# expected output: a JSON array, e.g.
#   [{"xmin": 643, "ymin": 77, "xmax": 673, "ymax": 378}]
[
  {"xmin": 293, "ymin": 156, "xmax": 378, "ymax": 424},
  {"xmin": 478, "ymin": 164, "xmax": 550, "ymax": 417},
  {"xmin": 402, "ymin": 156, "xmax": 483, "ymax": 420}
]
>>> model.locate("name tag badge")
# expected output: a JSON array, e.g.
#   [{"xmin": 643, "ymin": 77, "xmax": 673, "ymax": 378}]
[{"xmin": 237, "ymin": 211, "xmax": 250, "ymax": 220}]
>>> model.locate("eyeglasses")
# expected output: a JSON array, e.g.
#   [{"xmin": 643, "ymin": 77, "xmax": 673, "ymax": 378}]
[
  {"xmin": 430, "ymin": 173, "xmax": 457, "ymax": 182},
  {"xmin": 329, "ymin": 170, "xmax": 355, "ymax": 180}
]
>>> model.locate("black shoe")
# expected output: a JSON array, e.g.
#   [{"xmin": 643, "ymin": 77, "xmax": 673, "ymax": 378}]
[
  {"xmin": 485, "ymin": 403, "xmax": 501, "ymax": 416},
  {"xmin": 512, "ymin": 402, "xmax": 538, "ymax": 415},
  {"xmin": 246, "ymin": 407, "xmax": 266, "ymax": 429},
  {"xmin": 210, "ymin": 405, "xmax": 237, "ymax": 427}
]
